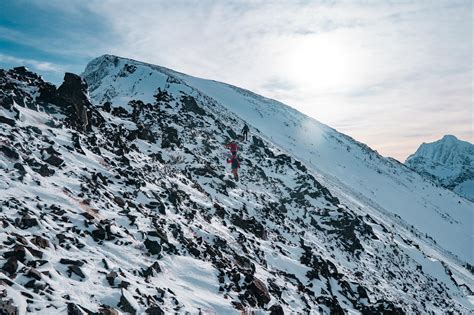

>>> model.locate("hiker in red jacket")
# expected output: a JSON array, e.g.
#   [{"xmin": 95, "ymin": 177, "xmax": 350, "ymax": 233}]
[
  {"xmin": 224, "ymin": 141, "xmax": 238, "ymax": 156},
  {"xmin": 227, "ymin": 155, "xmax": 240, "ymax": 181}
]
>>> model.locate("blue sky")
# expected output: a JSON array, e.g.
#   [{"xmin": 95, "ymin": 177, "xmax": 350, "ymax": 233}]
[{"xmin": 0, "ymin": 0, "xmax": 472, "ymax": 160}]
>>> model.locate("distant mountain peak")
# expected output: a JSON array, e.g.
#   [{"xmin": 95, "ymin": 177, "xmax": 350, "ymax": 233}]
[{"xmin": 406, "ymin": 135, "xmax": 474, "ymax": 201}]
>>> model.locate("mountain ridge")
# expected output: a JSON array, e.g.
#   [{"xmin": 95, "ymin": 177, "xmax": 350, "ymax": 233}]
[{"xmin": 0, "ymin": 57, "xmax": 472, "ymax": 314}]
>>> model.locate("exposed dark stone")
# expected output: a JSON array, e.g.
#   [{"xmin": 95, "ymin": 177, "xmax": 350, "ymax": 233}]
[
  {"xmin": 13, "ymin": 163, "xmax": 26, "ymax": 175},
  {"xmin": 37, "ymin": 82, "xmax": 57, "ymax": 103},
  {"xmin": 0, "ymin": 115, "xmax": 15, "ymax": 126},
  {"xmin": 3, "ymin": 245, "xmax": 26, "ymax": 262},
  {"xmin": 106, "ymin": 271, "xmax": 118, "ymax": 286},
  {"xmin": 252, "ymin": 136, "xmax": 265, "ymax": 148},
  {"xmin": 0, "ymin": 297, "xmax": 19, "ymax": 315},
  {"xmin": 316, "ymin": 296, "xmax": 345, "ymax": 314},
  {"xmin": 134, "ymin": 125, "xmax": 155, "ymax": 142},
  {"xmin": 36, "ymin": 164, "xmax": 55, "ymax": 177},
  {"xmin": 119, "ymin": 289, "xmax": 137, "ymax": 315},
  {"xmin": 147, "ymin": 229, "xmax": 168, "ymax": 243},
  {"xmin": 145, "ymin": 305, "xmax": 165, "ymax": 315},
  {"xmin": 67, "ymin": 303, "xmax": 82, "ymax": 315},
  {"xmin": 269, "ymin": 304, "xmax": 284, "ymax": 315},
  {"xmin": 247, "ymin": 277, "xmax": 271, "ymax": 307},
  {"xmin": 25, "ymin": 268, "xmax": 42, "ymax": 280},
  {"xmin": 99, "ymin": 307, "xmax": 119, "ymax": 315},
  {"xmin": 143, "ymin": 262, "xmax": 162, "ymax": 277},
  {"xmin": 91, "ymin": 228, "xmax": 106, "ymax": 241},
  {"xmin": 231, "ymin": 215, "xmax": 267, "ymax": 240},
  {"xmin": 43, "ymin": 154, "xmax": 64, "ymax": 167},
  {"xmin": 16, "ymin": 214, "xmax": 39, "ymax": 229},
  {"xmin": 2, "ymin": 258, "xmax": 18, "ymax": 276},
  {"xmin": 67, "ymin": 265, "xmax": 85, "ymax": 278},
  {"xmin": 113, "ymin": 196, "xmax": 126, "ymax": 207},
  {"xmin": 0, "ymin": 144, "xmax": 19, "ymax": 160},
  {"xmin": 161, "ymin": 126, "xmax": 180, "ymax": 149},
  {"xmin": 57, "ymin": 73, "xmax": 92, "ymax": 132},
  {"xmin": 227, "ymin": 129, "xmax": 238, "ymax": 139},
  {"xmin": 181, "ymin": 95, "xmax": 206, "ymax": 116},
  {"xmin": 59, "ymin": 258, "xmax": 84, "ymax": 266},
  {"xmin": 144, "ymin": 239, "xmax": 161, "ymax": 255}
]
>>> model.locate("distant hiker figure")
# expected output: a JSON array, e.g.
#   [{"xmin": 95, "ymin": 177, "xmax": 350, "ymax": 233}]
[
  {"xmin": 225, "ymin": 140, "xmax": 238, "ymax": 156},
  {"xmin": 227, "ymin": 155, "xmax": 240, "ymax": 181},
  {"xmin": 241, "ymin": 124, "xmax": 249, "ymax": 141}
]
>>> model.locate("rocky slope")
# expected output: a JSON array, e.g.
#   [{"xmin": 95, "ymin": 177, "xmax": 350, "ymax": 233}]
[
  {"xmin": 0, "ymin": 58, "xmax": 472, "ymax": 314},
  {"xmin": 406, "ymin": 135, "xmax": 474, "ymax": 201}
]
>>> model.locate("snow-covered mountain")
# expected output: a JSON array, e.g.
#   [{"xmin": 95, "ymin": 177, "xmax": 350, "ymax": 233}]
[
  {"xmin": 406, "ymin": 135, "xmax": 474, "ymax": 201},
  {"xmin": 0, "ymin": 55, "xmax": 472, "ymax": 314}
]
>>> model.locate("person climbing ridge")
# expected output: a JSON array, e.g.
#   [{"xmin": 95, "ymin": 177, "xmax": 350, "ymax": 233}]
[
  {"xmin": 227, "ymin": 154, "xmax": 240, "ymax": 181},
  {"xmin": 241, "ymin": 124, "xmax": 249, "ymax": 141},
  {"xmin": 224, "ymin": 140, "xmax": 238, "ymax": 156}
]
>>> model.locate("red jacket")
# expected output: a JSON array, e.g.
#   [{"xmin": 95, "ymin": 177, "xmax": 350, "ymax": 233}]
[{"xmin": 225, "ymin": 142, "xmax": 238, "ymax": 152}]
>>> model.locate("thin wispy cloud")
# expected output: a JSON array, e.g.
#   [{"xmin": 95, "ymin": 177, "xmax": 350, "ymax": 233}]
[
  {"xmin": 0, "ymin": 0, "xmax": 471, "ymax": 160},
  {"xmin": 0, "ymin": 53, "xmax": 65, "ymax": 73}
]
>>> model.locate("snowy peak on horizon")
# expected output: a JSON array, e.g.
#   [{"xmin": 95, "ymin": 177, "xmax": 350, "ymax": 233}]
[{"xmin": 406, "ymin": 135, "xmax": 474, "ymax": 201}]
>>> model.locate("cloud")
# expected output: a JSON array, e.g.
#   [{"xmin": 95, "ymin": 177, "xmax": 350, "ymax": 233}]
[{"xmin": 0, "ymin": 53, "xmax": 65, "ymax": 73}]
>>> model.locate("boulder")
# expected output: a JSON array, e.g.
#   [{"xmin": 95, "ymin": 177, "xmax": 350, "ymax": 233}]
[
  {"xmin": 0, "ymin": 115, "xmax": 15, "ymax": 126},
  {"xmin": 146, "ymin": 305, "xmax": 165, "ymax": 315},
  {"xmin": 16, "ymin": 214, "xmax": 39, "ymax": 229},
  {"xmin": 143, "ymin": 261, "xmax": 162, "ymax": 277},
  {"xmin": 0, "ymin": 145, "xmax": 19, "ymax": 160},
  {"xmin": 106, "ymin": 271, "xmax": 118, "ymax": 286},
  {"xmin": 269, "ymin": 304, "xmax": 284, "ymax": 315},
  {"xmin": 68, "ymin": 265, "xmax": 85, "ymax": 279},
  {"xmin": 31, "ymin": 236, "xmax": 49, "ymax": 249},
  {"xmin": 0, "ymin": 298, "xmax": 19, "ymax": 315},
  {"xmin": 59, "ymin": 258, "xmax": 84, "ymax": 266},
  {"xmin": 144, "ymin": 239, "xmax": 161, "ymax": 255},
  {"xmin": 2, "ymin": 258, "xmax": 18, "ymax": 275},
  {"xmin": 247, "ymin": 277, "xmax": 271, "ymax": 307},
  {"xmin": 119, "ymin": 289, "xmax": 137, "ymax": 315},
  {"xmin": 57, "ymin": 73, "xmax": 92, "ymax": 132}
]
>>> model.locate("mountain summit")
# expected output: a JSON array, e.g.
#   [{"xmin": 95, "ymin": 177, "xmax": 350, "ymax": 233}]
[
  {"xmin": 406, "ymin": 135, "xmax": 474, "ymax": 201},
  {"xmin": 0, "ymin": 56, "xmax": 473, "ymax": 314}
]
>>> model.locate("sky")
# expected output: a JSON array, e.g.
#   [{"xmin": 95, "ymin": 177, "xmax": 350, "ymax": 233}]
[{"xmin": 0, "ymin": 0, "xmax": 472, "ymax": 161}]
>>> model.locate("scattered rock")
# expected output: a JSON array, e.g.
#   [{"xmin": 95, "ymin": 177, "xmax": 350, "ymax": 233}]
[
  {"xmin": 119, "ymin": 289, "xmax": 137, "ymax": 315},
  {"xmin": 99, "ymin": 307, "xmax": 119, "ymax": 315},
  {"xmin": 26, "ymin": 268, "xmax": 42, "ymax": 280},
  {"xmin": 269, "ymin": 304, "xmax": 284, "ymax": 315},
  {"xmin": 59, "ymin": 258, "xmax": 84, "ymax": 266},
  {"xmin": 143, "ymin": 262, "xmax": 162, "ymax": 277},
  {"xmin": 0, "ymin": 115, "xmax": 15, "ymax": 126},
  {"xmin": 0, "ymin": 297, "xmax": 19, "ymax": 315},
  {"xmin": 145, "ymin": 305, "xmax": 165, "ymax": 315},
  {"xmin": 0, "ymin": 144, "xmax": 19, "ymax": 160},
  {"xmin": 16, "ymin": 214, "xmax": 39, "ymax": 229},
  {"xmin": 67, "ymin": 265, "xmax": 85, "ymax": 279},
  {"xmin": 106, "ymin": 271, "xmax": 118, "ymax": 286},
  {"xmin": 144, "ymin": 239, "xmax": 161, "ymax": 255},
  {"xmin": 2, "ymin": 258, "xmax": 18, "ymax": 276},
  {"xmin": 30, "ymin": 236, "xmax": 49, "ymax": 249},
  {"xmin": 247, "ymin": 277, "xmax": 271, "ymax": 307}
]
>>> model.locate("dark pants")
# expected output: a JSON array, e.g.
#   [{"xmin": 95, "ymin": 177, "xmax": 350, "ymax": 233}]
[{"xmin": 242, "ymin": 132, "xmax": 248, "ymax": 141}]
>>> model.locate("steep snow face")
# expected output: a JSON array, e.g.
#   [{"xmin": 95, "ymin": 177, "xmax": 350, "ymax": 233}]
[
  {"xmin": 1, "ymin": 61, "xmax": 473, "ymax": 314},
  {"xmin": 406, "ymin": 135, "xmax": 474, "ymax": 201},
  {"xmin": 84, "ymin": 55, "xmax": 473, "ymax": 265}
]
